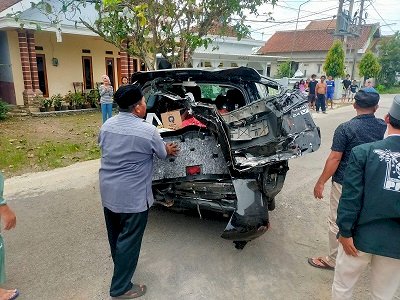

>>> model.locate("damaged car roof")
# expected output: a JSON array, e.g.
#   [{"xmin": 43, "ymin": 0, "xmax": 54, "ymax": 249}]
[{"xmin": 131, "ymin": 66, "xmax": 269, "ymax": 86}]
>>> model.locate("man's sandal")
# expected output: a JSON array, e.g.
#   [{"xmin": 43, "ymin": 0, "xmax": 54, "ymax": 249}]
[
  {"xmin": 112, "ymin": 284, "xmax": 147, "ymax": 299},
  {"xmin": 307, "ymin": 257, "xmax": 335, "ymax": 271},
  {"xmin": 0, "ymin": 289, "xmax": 19, "ymax": 300}
]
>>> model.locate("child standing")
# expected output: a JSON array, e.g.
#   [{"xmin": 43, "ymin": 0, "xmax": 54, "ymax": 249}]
[
  {"xmin": 0, "ymin": 172, "xmax": 18, "ymax": 300},
  {"xmin": 349, "ymin": 80, "xmax": 358, "ymax": 102}
]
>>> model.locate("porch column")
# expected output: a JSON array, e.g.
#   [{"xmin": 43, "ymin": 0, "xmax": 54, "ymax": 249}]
[
  {"xmin": 26, "ymin": 31, "xmax": 40, "ymax": 91},
  {"xmin": 18, "ymin": 30, "xmax": 39, "ymax": 111},
  {"xmin": 260, "ymin": 63, "xmax": 268, "ymax": 76},
  {"xmin": 119, "ymin": 42, "xmax": 129, "ymax": 80},
  {"xmin": 192, "ymin": 59, "xmax": 201, "ymax": 68},
  {"xmin": 210, "ymin": 60, "xmax": 220, "ymax": 68},
  {"xmin": 18, "ymin": 30, "xmax": 32, "ymax": 91}
]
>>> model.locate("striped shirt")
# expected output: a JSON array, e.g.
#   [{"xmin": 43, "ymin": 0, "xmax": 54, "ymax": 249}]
[
  {"xmin": 99, "ymin": 113, "xmax": 167, "ymax": 213},
  {"xmin": 99, "ymin": 85, "xmax": 114, "ymax": 104}
]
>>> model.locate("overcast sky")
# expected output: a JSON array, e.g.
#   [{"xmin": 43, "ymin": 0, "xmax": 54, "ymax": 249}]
[
  {"xmin": 2, "ymin": 0, "xmax": 398, "ymax": 42},
  {"xmin": 246, "ymin": 0, "xmax": 399, "ymax": 40}
]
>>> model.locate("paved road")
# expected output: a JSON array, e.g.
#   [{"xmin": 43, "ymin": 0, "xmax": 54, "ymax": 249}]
[{"xmin": 3, "ymin": 94, "xmax": 399, "ymax": 300}]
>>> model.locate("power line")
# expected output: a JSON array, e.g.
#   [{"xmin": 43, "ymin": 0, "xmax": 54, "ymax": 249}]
[
  {"xmin": 250, "ymin": 6, "xmax": 337, "ymax": 32},
  {"xmin": 275, "ymin": 3, "xmax": 337, "ymax": 17},
  {"xmin": 236, "ymin": 16, "xmax": 334, "ymax": 24},
  {"xmin": 368, "ymin": 0, "xmax": 396, "ymax": 33}
]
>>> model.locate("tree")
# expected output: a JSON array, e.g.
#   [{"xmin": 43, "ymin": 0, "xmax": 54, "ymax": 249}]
[
  {"xmin": 359, "ymin": 51, "xmax": 381, "ymax": 80},
  {"xmin": 14, "ymin": 0, "xmax": 276, "ymax": 70},
  {"xmin": 85, "ymin": 0, "xmax": 277, "ymax": 69},
  {"xmin": 323, "ymin": 40, "xmax": 345, "ymax": 78},
  {"xmin": 276, "ymin": 61, "xmax": 294, "ymax": 78},
  {"xmin": 378, "ymin": 32, "xmax": 400, "ymax": 87}
]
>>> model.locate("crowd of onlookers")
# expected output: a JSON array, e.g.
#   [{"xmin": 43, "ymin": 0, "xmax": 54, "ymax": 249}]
[{"xmin": 292, "ymin": 74, "xmax": 375, "ymax": 114}]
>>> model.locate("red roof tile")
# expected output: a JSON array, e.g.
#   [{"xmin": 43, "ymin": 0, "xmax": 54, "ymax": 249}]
[
  {"xmin": 305, "ymin": 19, "xmax": 337, "ymax": 30},
  {"xmin": 258, "ymin": 21, "xmax": 376, "ymax": 54},
  {"xmin": 0, "ymin": 0, "xmax": 21, "ymax": 13}
]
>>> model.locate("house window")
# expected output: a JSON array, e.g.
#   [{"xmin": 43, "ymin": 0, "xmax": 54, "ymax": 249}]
[
  {"xmin": 131, "ymin": 59, "xmax": 138, "ymax": 73},
  {"xmin": 317, "ymin": 64, "xmax": 322, "ymax": 73},
  {"xmin": 304, "ymin": 70, "xmax": 307, "ymax": 77},
  {"xmin": 36, "ymin": 54, "xmax": 49, "ymax": 97},
  {"xmin": 82, "ymin": 56, "xmax": 93, "ymax": 89},
  {"xmin": 140, "ymin": 61, "xmax": 146, "ymax": 71},
  {"xmin": 105, "ymin": 57, "xmax": 115, "ymax": 87}
]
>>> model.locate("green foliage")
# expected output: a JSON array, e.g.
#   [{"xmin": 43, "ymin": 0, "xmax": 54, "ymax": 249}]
[
  {"xmin": 378, "ymin": 32, "xmax": 400, "ymax": 87},
  {"xmin": 277, "ymin": 61, "xmax": 294, "ymax": 78},
  {"xmin": 323, "ymin": 40, "xmax": 345, "ymax": 78},
  {"xmin": 359, "ymin": 51, "xmax": 381, "ymax": 79},
  {"xmin": 36, "ymin": 95, "xmax": 53, "ymax": 108},
  {"xmin": 85, "ymin": 90, "xmax": 100, "ymax": 107},
  {"xmin": 81, "ymin": 0, "xmax": 277, "ymax": 69},
  {"xmin": 51, "ymin": 93, "xmax": 63, "ymax": 108},
  {"xmin": 374, "ymin": 84, "xmax": 400, "ymax": 94},
  {"xmin": 376, "ymin": 84, "xmax": 385, "ymax": 93},
  {"xmin": 0, "ymin": 100, "xmax": 10, "ymax": 120},
  {"xmin": 71, "ymin": 92, "xmax": 84, "ymax": 107}
]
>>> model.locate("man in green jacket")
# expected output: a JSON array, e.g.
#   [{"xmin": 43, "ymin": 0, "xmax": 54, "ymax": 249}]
[
  {"xmin": 332, "ymin": 95, "xmax": 400, "ymax": 299},
  {"xmin": 0, "ymin": 172, "xmax": 18, "ymax": 300}
]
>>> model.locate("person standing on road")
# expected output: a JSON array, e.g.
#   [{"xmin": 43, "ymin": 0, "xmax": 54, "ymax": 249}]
[
  {"xmin": 341, "ymin": 74, "xmax": 351, "ymax": 102},
  {"xmin": 99, "ymin": 75, "xmax": 114, "ymax": 123},
  {"xmin": 363, "ymin": 78, "xmax": 378, "ymax": 93},
  {"xmin": 0, "ymin": 172, "xmax": 19, "ymax": 300},
  {"xmin": 349, "ymin": 80, "xmax": 358, "ymax": 102},
  {"xmin": 315, "ymin": 75, "xmax": 327, "ymax": 113},
  {"xmin": 308, "ymin": 90, "xmax": 386, "ymax": 270},
  {"xmin": 332, "ymin": 95, "xmax": 400, "ymax": 299},
  {"xmin": 308, "ymin": 74, "xmax": 318, "ymax": 110},
  {"xmin": 326, "ymin": 76, "xmax": 335, "ymax": 109},
  {"xmin": 299, "ymin": 79, "xmax": 306, "ymax": 93},
  {"xmin": 99, "ymin": 85, "xmax": 179, "ymax": 299}
]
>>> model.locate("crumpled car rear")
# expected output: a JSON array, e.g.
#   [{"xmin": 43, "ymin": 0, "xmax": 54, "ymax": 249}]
[{"xmin": 132, "ymin": 67, "xmax": 321, "ymax": 247}]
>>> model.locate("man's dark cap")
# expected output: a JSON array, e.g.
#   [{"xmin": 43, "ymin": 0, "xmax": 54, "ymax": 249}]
[
  {"xmin": 114, "ymin": 84, "xmax": 143, "ymax": 109},
  {"xmin": 389, "ymin": 95, "xmax": 400, "ymax": 120},
  {"xmin": 354, "ymin": 90, "xmax": 380, "ymax": 108}
]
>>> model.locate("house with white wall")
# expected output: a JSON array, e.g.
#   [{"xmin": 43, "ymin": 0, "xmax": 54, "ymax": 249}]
[
  {"xmin": 258, "ymin": 20, "xmax": 381, "ymax": 80},
  {"xmin": 0, "ymin": 0, "xmax": 281, "ymax": 111}
]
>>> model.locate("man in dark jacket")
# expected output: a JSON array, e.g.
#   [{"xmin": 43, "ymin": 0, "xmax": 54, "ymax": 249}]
[
  {"xmin": 308, "ymin": 90, "xmax": 386, "ymax": 270},
  {"xmin": 332, "ymin": 95, "xmax": 400, "ymax": 299}
]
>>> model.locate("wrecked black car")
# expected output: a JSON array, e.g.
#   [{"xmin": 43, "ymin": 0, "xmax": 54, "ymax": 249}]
[{"xmin": 131, "ymin": 67, "xmax": 320, "ymax": 249}]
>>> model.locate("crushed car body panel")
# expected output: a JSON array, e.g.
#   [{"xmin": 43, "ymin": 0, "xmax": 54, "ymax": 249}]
[{"xmin": 133, "ymin": 67, "xmax": 321, "ymax": 245}]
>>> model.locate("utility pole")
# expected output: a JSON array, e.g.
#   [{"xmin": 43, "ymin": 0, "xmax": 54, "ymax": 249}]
[
  {"xmin": 334, "ymin": 0, "xmax": 345, "ymax": 39},
  {"xmin": 344, "ymin": 0, "xmax": 355, "ymax": 72},
  {"xmin": 351, "ymin": 0, "xmax": 365, "ymax": 79}
]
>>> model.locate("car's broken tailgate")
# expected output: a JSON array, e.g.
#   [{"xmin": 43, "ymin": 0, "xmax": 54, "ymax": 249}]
[
  {"xmin": 152, "ymin": 128, "xmax": 230, "ymax": 181},
  {"xmin": 220, "ymin": 93, "xmax": 320, "ymax": 171}
]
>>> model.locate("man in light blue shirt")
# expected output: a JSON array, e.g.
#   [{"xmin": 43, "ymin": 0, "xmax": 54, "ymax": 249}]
[{"xmin": 99, "ymin": 85, "xmax": 179, "ymax": 299}]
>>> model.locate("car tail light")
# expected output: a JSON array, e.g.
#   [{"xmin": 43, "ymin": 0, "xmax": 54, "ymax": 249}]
[{"xmin": 186, "ymin": 165, "xmax": 201, "ymax": 176}]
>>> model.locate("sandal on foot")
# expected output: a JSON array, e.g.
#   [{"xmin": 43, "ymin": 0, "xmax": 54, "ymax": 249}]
[
  {"xmin": 9, "ymin": 290, "xmax": 19, "ymax": 300},
  {"xmin": 112, "ymin": 284, "xmax": 147, "ymax": 299},
  {"xmin": 307, "ymin": 257, "xmax": 334, "ymax": 270}
]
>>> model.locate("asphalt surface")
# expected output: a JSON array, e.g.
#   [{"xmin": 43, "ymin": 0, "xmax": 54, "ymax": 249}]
[{"xmin": 3, "ymin": 94, "xmax": 400, "ymax": 300}]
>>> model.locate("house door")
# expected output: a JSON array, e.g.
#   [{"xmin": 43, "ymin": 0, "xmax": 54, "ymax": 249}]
[
  {"xmin": 82, "ymin": 56, "xmax": 93, "ymax": 89},
  {"xmin": 105, "ymin": 57, "xmax": 115, "ymax": 88},
  {"xmin": 36, "ymin": 54, "xmax": 49, "ymax": 97}
]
